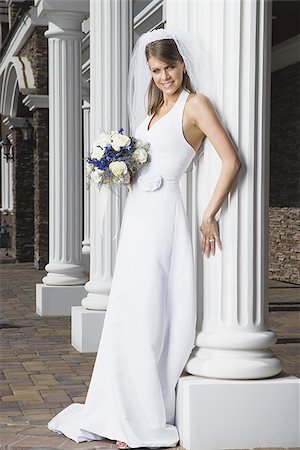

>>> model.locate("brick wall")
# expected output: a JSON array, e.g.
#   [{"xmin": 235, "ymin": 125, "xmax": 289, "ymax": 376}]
[
  {"xmin": 11, "ymin": 127, "xmax": 34, "ymax": 262},
  {"xmin": 33, "ymin": 108, "xmax": 49, "ymax": 269},
  {"xmin": 269, "ymin": 208, "xmax": 299, "ymax": 284},
  {"xmin": 269, "ymin": 62, "xmax": 300, "ymax": 284},
  {"xmin": 19, "ymin": 27, "xmax": 48, "ymax": 95},
  {"xmin": 8, "ymin": 1, "xmax": 33, "ymax": 28},
  {"xmin": 18, "ymin": 27, "xmax": 49, "ymax": 269}
]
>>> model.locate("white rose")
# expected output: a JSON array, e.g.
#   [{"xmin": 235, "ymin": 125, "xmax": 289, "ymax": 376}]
[
  {"xmin": 91, "ymin": 170, "xmax": 104, "ymax": 183},
  {"xmin": 111, "ymin": 133, "xmax": 131, "ymax": 151},
  {"xmin": 86, "ymin": 162, "xmax": 94, "ymax": 173},
  {"xmin": 135, "ymin": 138, "xmax": 149, "ymax": 151},
  {"xmin": 97, "ymin": 132, "xmax": 112, "ymax": 148},
  {"xmin": 109, "ymin": 161, "xmax": 128, "ymax": 177},
  {"xmin": 91, "ymin": 145, "xmax": 105, "ymax": 160},
  {"xmin": 135, "ymin": 138, "xmax": 146, "ymax": 148},
  {"xmin": 132, "ymin": 147, "xmax": 148, "ymax": 164}
]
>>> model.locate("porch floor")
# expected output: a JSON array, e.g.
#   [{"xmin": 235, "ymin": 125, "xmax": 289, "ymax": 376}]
[{"xmin": 0, "ymin": 262, "xmax": 299, "ymax": 450}]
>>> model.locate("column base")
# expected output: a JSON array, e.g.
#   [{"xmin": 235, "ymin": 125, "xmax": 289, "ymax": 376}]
[
  {"xmin": 186, "ymin": 345, "xmax": 283, "ymax": 379},
  {"xmin": 71, "ymin": 306, "xmax": 106, "ymax": 352},
  {"xmin": 36, "ymin": 283, "xmax": 86, "ymax": 316},
  {"xmin": 175, "ymin": 372, "xmax": 300, "ymax": 450}
]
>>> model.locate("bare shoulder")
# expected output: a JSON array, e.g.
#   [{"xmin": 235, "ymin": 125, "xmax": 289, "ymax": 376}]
[
  {"xmin": 186, "ymin": 92, "xmax": 213, "ymax": 116},
  {"xmin": 187, "ymin": 93, "xmax": 214, "ymax": 123}
]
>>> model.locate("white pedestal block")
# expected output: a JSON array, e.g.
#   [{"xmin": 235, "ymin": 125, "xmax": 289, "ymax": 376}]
[
  {"xmin": 71, "ymin": 306, "xmax": 105, "ymax": 353},
  {"xmin": 36, "ymin": 284, "xmax": 86, "ymax": 316},
  {"xmin": 175, "ymin": 373, "xmax": 300, "ymax": 450}
]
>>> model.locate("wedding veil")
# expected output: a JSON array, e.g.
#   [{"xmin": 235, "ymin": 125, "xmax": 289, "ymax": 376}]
[{"xmin": 127, "ymin": 27, "xmax": 214, "ymax": 167}]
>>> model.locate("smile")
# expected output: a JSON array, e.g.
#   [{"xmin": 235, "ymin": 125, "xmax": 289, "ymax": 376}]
[{"xmin": 161, "ymin": 81, "xmax": 174, "ymax": 87}]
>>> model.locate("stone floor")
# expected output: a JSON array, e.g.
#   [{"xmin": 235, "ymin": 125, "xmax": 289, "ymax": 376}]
[{"xmin": 0, "ymin": 262, "xmax": 299, "ymax": 450}]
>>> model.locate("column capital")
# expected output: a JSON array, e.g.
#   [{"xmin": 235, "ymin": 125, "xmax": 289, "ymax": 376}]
[
  {"xmin": 35, "ymin": 0, "xmax": 88, "ymax": 39},
  {"xmin": 35, "ymin": 0, "xmax": 89, "ymax": 18}
]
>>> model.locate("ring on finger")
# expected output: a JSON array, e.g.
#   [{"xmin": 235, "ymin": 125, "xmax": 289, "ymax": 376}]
[{"xmin": 209, "ymin": 238, "xmax": 216, "ymax": 243}]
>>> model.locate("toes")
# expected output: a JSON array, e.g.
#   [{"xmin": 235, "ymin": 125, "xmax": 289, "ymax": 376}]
[{"xmin": 116, "ymin": 442, "xmax": 129, "ymax": 448}]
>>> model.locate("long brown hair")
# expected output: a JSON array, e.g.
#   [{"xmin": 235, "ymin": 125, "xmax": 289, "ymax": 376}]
[{"xmin": 145, "ymin": 38, "xmax": 196, "ymax": 116}]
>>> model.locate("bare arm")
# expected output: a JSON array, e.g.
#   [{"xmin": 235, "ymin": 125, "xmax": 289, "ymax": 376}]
[{"xmin": 190, "ymin": 94, "xmax": 242, "ymax": 257}]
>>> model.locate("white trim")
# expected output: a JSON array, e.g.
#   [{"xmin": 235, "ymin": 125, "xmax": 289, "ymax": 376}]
[
  {"xmin": 272, "ymin": 34, "xmax": 300, "ymax": 72},
  {"xmin": 23, "ymin": 94, "xmax": 49, "ymax": 110},
  {"xmin": 35, "ymin": 0, "xmax": 89, "ymax": 18},
  {"xmin": 1, "ymin": 62, "xmax": 19, "ymax": 116},
  {"xmin": 11, "ymin": 55, "xmax": 35, "ymax": 92},
  {"xmin": 0, "ymin": 7, "xmax": 48, "ymax": 76},
  {"xmin": 134, "ymin": 0, "xmax": 163, "ymax": 28},
  {"xmin": 6, "ymin": 0, "xmax": 25, "ymax": 4},
  {"xmin": 3, "ymin": 116, "xmax": 33, "ymax": 129}
]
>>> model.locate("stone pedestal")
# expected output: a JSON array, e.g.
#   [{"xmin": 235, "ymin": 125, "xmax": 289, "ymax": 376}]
[
  {"xmin": 36, "ymin": 284, "xmax": 86, "ymax": 316},
  {"xmin": 176, "ymin": 373, "xmax": 300, "ymax": 450},
  {"xmin": 71, "ymin": 306, "xmax": 105, "ymax": 353}
]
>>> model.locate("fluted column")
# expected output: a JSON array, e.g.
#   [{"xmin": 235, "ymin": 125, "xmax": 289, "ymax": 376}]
[
  {"xmin": 169, "ymin": 0, "xmax": 282, "ymax": 380},
  {"xmin": 72, "ymin": 0, "xmax": 129, "ymax": 351},
  {"xmin": 42, "ymin": 12, "xmax": 88, "ymax": 286},
  {"xmin": 167, "ymin": 3, "xmax": 299, "ymax": 450},
  {"xmin": 186, "ymin": 0, "xmax": 282, "ymax": 380},
  {"xmin": 82, "ymin": 100, "xmax": 90, "ymax": 258},
  {"xmin": 81, "ymin": 0, "xmax": 129, "ymax": 310},
  {"xmin": 35, "ymin": 1, "xmax": 89, "ymax": 316}
]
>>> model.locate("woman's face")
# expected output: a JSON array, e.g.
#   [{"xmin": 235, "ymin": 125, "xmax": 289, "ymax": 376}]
[{"xmin": 147, "ymin": 55, "xmax": 185, "ymax": 95}]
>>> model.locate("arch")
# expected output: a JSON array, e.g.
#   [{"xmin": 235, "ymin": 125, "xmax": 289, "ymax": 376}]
[
  {"xmin": 0, "ymin": 56, "xmax": 35, "ymax": 117},
  {"xmin": 0, "ymin": 62, "xmax": 19, "ymax": 116}
]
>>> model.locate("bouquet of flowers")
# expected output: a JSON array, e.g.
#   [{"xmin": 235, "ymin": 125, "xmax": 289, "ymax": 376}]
[{"xmin": 85, "ymin": 128, "xmax": 150, "ymax": 192}]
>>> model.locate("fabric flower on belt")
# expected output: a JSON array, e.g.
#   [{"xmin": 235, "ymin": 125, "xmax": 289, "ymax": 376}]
[{"xmin": 137, "ymin": 172, "xmax": 163, "ymax": 192}]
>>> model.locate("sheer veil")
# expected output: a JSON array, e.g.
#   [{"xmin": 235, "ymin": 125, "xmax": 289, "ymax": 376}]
[
  {"xmin": 127, "ymin": 27, "xmax": 223, "ymax": 222},
  {"xmin": 127, "ymin": 27, "xmax": 216, "ymax": 168}
]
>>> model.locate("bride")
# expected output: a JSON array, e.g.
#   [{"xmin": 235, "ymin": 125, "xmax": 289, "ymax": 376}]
[{"xmin": 47, "ymin": 28, "xmax": 241, "ymax": 448}]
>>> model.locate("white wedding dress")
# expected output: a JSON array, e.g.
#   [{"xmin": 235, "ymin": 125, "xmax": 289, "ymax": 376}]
[{"xmin": 48, "ymin": 88, "xmax": 197, "ymax": 446}]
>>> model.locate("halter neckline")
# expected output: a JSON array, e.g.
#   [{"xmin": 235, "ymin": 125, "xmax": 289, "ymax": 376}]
[{"xmin": 146, "ymin": 89, "xmax": 187, "ymax": 132}]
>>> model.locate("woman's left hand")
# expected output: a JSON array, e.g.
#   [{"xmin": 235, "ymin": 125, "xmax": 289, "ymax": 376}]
[{"xmin": 199, "ymin": 215, "xmax": 222, "ymax": 257}]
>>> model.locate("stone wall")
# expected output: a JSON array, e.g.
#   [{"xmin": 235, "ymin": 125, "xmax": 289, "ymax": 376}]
[
  {"xmin": 33, "ymin": 108, "xmax": 49, "ymax": 269},
  {"xmin": 269, "ymin": 207, "xmax": 300, "ymax": 284},
  {"xmin": 8, "ymin": 1, "xmax": 33, "ymax": 28},
  {"xmin": 269, "ymin": 62, "xmax": 300, "ymax": 284},
  {"xmin": 18, "ymin": 26, "xmax": 49, "ymax": 269},
  {"xmin": 19, "ymin": 26, "xmax": 48, "ymax": 95},
  {"xmin": 11, "ymin": 127, "xmax": 34, "ymax": 262}
]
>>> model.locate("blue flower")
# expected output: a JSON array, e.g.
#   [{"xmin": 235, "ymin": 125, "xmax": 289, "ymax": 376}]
[{"xmin": 118, "ymin": 128, "xmax": 124, "ymax": 134}]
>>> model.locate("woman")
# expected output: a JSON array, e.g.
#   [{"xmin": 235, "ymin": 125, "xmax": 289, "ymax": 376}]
[{"xmin": 47, "ymin": 28, "xmax": 241, "ymax": 448}]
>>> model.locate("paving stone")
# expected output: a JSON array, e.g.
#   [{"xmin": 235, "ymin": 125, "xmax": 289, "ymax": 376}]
[
  {"xmin": 0, "ymin": 434, "xmax": 26, "ymax": 447},
  {"xmin": 0, "ymin": 263, "xmax": 298, "ymax": 449},
  {"xmin": 4, "ymin": 434, "xmax": 67, "ymax": 447},
  {"xmin": 58, "ymin": 438, "xmax": 114, "ymax": 449}
]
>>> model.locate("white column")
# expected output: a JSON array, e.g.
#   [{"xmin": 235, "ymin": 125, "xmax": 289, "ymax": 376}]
[
  {"xmin": 35, "ymin": 1, "xmax": 89, "ymax": 316},
  {"xmin": 81, "ymin": 100, "xmax": 90, "ymax": 270},
  {"xmin": 187, "ymin": 0, "xmax": 282, "ymax": 381},
  {"xmin": 72, "ymin": 0, "xmax": 130, "ymax": 352},
  {"xmin": 167, "ymin": 2, "xmax": 299, "ymax": 449},
  {"xmin": 1, "ymin": 144, "xmax": 12, "ymax": 211}
]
